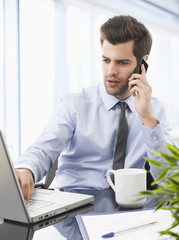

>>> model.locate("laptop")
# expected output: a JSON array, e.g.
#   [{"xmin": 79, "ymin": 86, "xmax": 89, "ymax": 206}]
[
  {"xmin": 0, "ymin": 130, "xmax": 94, "ymax": 224},
  {"xmin": 0, "ymin": 204, "xmax": 94, "ymax": 240}
]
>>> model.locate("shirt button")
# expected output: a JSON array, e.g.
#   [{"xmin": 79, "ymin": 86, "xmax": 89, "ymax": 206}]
[{"xmin": 153, "ymin": 136, "xmax": 157, "ymax": 140}]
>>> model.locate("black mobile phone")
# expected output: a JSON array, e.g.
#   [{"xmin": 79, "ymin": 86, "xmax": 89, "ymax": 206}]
[{"xmin": 137, "ymin": 58, "xmax": 148, "ymax": 74}]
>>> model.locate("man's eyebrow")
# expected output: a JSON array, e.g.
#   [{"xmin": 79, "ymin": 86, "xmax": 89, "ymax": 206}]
[
  {"xmin": 102, "ymin": 55, "xmax": 109, "ymax": 59},
  {"xmin": 102, "ymin": 55, "xmax": 131, "ymax": 62},
  {"xmin": 117, "ymin": 58, "xmax": 131, "ymax": 62}
]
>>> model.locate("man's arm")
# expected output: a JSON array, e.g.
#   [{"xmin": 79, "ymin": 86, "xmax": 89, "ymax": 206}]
[
  {"xmin": 15, "ymin": 168, "xmax": 34, "ymax": 203},
  {"xmin": 14, "ymin": 96, "xmax": 75, "ymax": 201}
]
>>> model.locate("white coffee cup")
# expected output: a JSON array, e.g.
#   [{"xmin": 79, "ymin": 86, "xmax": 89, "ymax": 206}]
[{"xmin": 106, "ymin": 168, "xmax": 146, "ymax": 208}]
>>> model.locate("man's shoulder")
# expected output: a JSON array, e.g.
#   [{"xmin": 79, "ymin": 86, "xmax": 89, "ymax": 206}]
[{"xmin": 62, "ymin": 84, "xmax": 100, "ymax": 103}]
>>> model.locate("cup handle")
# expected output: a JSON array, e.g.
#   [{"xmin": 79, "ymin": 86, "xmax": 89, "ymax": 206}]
[{"xmin": 106, "ymin": 170, "xmax": 116, "ymax": 192}]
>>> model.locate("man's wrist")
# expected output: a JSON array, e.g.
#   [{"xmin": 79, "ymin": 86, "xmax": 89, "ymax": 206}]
[
  {"xmin": 142, "ymin": 115, "xmax": 159, "ymax": 129},
  {"xmin": 26, "ymin": 169, "xmax": 34, "ymax": 182},
  {"xmin": 17, "ymin": 168, "xmax": 35, "ymax": 182}
]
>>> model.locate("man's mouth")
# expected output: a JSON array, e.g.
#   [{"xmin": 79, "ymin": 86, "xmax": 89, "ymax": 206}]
[
  {"xmin": 106, "ymin": 79, "xmax": 120, "ymax": 87},
  {"xmin": 108, "ymin": 80, "xmax": 119, "ymax": 83}
]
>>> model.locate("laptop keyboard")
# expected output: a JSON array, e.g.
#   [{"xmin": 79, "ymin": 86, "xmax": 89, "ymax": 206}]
[{"xmin": 26, "ymin": 199, "xmax": 53, "ymax": 211}]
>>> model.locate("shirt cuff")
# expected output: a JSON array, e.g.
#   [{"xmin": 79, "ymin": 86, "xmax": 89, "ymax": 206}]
[{"xmin": 141, "ymin": 121, "xmax": 165, "ymax": 151}]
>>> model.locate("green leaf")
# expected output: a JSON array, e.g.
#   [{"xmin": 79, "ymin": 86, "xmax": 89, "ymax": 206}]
[
  {"xmin": 167, "ymin": 177, "xmax": 179, "ymax": 190},
  {"xmin": 155, "ymin": 200, "xmax": 168, "ymax": 211},
  {"xmin": 171, "ymin": 172, "xmax": 179, "ymax": 178},
  {"xmin": 139, "ymin": 190, "xmax": 153, "ymax": 195},
  {"xmin": 159, "ymin": 230, "xmax": 179, "ymax": 238},
  {"xmin": 164, "ymin": 185, "xmax": 179, "ymax": 193},
  {"xmin": 173, "ymin": 211, "xmax": 179, "ymax": 221},
  {"xmin": 166, "ymin": 143, "xmax": 179, "ymax": 158},
  {"xmin": 152, "ymin": 169, "xmax": 169, "ymax": 184},
  {"xmin": 153, "ymin": 151, "xmax": 177, "ymax": 164},
  {"xmin": 145, "ymin": 157, "xmax": 163, "ymax": 168}
]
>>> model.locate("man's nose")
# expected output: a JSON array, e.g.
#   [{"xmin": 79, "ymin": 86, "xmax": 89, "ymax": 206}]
[{"xmin": 107, "ymin": 63, "xmax": 118, "ymax": 76}]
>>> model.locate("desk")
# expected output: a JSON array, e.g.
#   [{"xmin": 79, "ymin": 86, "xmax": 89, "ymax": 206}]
[{"xmin": 0, "ymin": 189, "xmax": 158, "ymax": 240}]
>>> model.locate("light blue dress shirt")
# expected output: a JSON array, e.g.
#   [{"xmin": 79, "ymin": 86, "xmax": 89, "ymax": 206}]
[{"xmin": 15, "ymin": 83, "xmax": 172, "ymax": 189}]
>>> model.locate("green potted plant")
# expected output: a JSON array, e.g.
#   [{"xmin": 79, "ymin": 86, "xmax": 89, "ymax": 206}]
[{"xmin": 140, "ymin": 143, "xmax": 179, "ymax": 239}]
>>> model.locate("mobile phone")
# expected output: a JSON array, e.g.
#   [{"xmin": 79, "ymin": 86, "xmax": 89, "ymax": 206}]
[
  {"xmin": 137, "ymin": 58, "xmax": 148, "ymax": 74},
  {"xmin": 133, "ymin": 59, "xmax": 148, "ymax": 94}
]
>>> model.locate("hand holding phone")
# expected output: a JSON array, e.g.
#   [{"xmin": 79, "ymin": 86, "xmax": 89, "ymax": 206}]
[
  {"xmin": 130, "ymin": 58, "xmax": 149, "ymax": 96},
  {"xmin": 137, "ymin": 58, "xmax": 148, "ymax": 74},
  {"xmin": 130, "ymin": 59, "xmax": 156, "ymax": 129}
]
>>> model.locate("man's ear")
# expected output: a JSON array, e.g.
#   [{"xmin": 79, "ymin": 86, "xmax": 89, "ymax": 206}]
[{"xmin": 143, "ymin": 55, "xmax": 148, "ymax": 61}]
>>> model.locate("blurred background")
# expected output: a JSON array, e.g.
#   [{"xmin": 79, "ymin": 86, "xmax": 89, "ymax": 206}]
[{"xmin": 1, "ymin": 0, "xmax": 179, "ymax": 159}]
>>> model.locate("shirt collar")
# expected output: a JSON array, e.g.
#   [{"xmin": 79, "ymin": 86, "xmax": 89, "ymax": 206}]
[{"xmin": 99, "ymin": 83, "xmax": 135, "ymax": 112}]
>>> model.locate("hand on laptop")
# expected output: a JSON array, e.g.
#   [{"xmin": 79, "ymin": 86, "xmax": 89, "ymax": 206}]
[{"xmin": 15, "ymin": 168, "xmax": 34, "ymax": 204}]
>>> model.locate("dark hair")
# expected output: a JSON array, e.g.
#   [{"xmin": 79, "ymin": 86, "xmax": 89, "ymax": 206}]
[{"xmin": 100, "ymin": 15, "xmax": 152, "ymax": 63}]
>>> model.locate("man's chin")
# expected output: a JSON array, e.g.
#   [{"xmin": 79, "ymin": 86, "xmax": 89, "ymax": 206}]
[
  {"xmin": 106, "ymin": 88, "xmax": 131, "ymax": 100},
  {"xmin": 106, "ymin": 87, "xmax": 127, "ymax": 96}
]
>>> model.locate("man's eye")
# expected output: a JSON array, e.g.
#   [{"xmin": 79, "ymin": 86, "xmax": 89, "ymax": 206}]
[
  {"xmin": 120, "ymin": 61, "xmax": 127, "ymax": 64},
  {"xmin": 103, "ymin": 59, "xmax": 110, "ymax": 63}
]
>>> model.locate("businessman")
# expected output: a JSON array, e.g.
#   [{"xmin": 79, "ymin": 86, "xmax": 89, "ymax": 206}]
[{"xmin": 15, "ymin": 15, "xmax": 172, "ymax": 228}]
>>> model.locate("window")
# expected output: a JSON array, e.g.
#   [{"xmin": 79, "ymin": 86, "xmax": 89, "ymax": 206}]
[
  {"xmin": 19, "ymin": 0, "xmax": 55, "ymax": 151},
  {"xmin": 1, "ymin": 0, "xmax": 179, "ymax": 159},
  {"xmin": 2, "ymin": 0, "xmax": 20, "ymax": 158},
  {"xmin": 19, "ymin": 0, "xmax": 110, "ymax": 154}
]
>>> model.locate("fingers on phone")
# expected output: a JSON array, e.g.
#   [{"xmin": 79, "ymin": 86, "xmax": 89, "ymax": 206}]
[{"xmin": 141, "ymin": 64, "xmax": 146, "ymax": 75}]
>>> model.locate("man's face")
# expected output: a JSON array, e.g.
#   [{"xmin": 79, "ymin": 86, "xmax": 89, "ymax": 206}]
[{"xmin": 102, "ymin": 40, "xmax": 137, "ymax": 100}]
